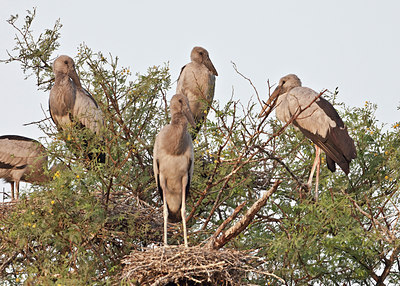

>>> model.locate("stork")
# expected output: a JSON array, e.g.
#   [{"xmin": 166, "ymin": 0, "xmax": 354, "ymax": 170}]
[
  {"xmin": 153, "ymin": 94, "xmax": 195, "ymax": 247},
  {"xmin": 259, "ymin": 74, "xmax": 356, "ymax": 198},
  {"xmin": 0, "ymin": 135, "xmax": 56, "ymax": 200},
  {"xmin": 49, "ymin": 55, "xmax": 105, "ymax": 163},
  {"xmin": 176, "ymin": 46, "xmax": 218, "ymax": 138}
]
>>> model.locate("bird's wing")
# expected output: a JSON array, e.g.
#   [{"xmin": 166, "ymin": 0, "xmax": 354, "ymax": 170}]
[
  {"xmin": 206, "ymin": 74, "xmax": 216, "ymax": 103},
  {"xmin": 177, "ymin": 64, "xmax": 187, "ymax": 84},
  {"xmin": 291, "ymin": 94, "xmax": 356, "ymax": 174},
  {"xmin": 315, "ymin": 98, "xmax": 357, "ymax": 161},
  {"xmin": 0, "ymin": 136, "xmax": 44, "ymax": 169},
  {"xmin": 185, "ymin": 133, "xmax": 194, "ymax": 199},
  {"xmin": 153, "ymin": 134, "xmax": 163, "ymax": 202},
  {"xmin": 73, "ymin": 88, "xmax": 104, "ymax": 134}
]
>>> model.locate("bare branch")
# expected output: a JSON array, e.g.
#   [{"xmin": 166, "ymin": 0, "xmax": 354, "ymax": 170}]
[{"xmin": 210, "ymin": 180, "xmax": 281, "ymax": 249}]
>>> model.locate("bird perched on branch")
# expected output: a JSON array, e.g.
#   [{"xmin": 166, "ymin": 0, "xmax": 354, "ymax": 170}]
[
  {"xmin": 259, "ymin": 74, "xmax": 356, "ymax": 199},
  {"xmin": 49, "ymin": 55, "xmax": 105, "ymax": 163},
  {"xmin": 0, "ymin": 135, "xmax": 58, "ymax": 200},
  {"xmin": 177, "ymin": 46, "xmax": 218, "ymax": 138},
  {"xmin": 153, "ymin": 94, "xmax": 195, "ymax": 247}
]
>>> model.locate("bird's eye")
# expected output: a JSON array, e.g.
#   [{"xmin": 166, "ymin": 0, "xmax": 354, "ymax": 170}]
[
  {"xmin": 282, "ymin": 80, "xmax": 286, "ymax": 85},
  {"xmin": 64, "ymin": 60, "xmax": 68, "ymax": 65},
  {"xmin": 199, "ymin": 52, "xmax": 203, "ymax": 56}
]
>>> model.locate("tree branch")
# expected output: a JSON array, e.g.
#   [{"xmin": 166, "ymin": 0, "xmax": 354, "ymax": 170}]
[{"xmin": 209, "ymin": 180, "xmax": 281, "ymax": 249}]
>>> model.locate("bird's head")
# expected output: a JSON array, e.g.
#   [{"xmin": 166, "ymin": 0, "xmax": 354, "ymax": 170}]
[
  {"xmin": 259, "ymin": 74, "xmax": 302, "ymax": 117},
  {"xmin": 53, "ymin": 55, "xmax": 81, "ymax": 85},
  {"xmin": 190, "ymin": 46, "xmax": 218, "ymax": 76},
  {"xmin": 170, "ymin": 94, "xmax": 196, "ymax": 127}
]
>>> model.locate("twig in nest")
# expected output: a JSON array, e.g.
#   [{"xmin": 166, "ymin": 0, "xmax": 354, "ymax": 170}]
[{"xmin": 120, "ymin": 245, "xmax": 284, "ymax": 285}]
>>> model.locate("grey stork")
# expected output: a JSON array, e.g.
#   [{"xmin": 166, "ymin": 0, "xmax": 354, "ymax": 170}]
[
  {"xmin": 260, "ymin": 74, "xmax": 356, "ymax": 198},
  {"xmin": 49, "ymin": 55, "xmax": 105, "ymax": 163},
  {"xmin": 153, "ymin": 94, "xmax": 195, "ymax": 247},
  {"xmin": 0, "ymin": 135, "xmax": 55, "ymax": 200},
  {"xmin": 176, "ymin": 46, "xmax": 218, "ymax": 138}
]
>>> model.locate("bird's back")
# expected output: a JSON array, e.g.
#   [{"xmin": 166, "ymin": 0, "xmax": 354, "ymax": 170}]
[
  {"xmin": 177, "ymin": 62, "xmax": 216, "ymax": 120},
  {"xmin": 73, "ymin": 88, "xmax": 104, "ymax": 134},
  {"xmin": 276, "ymin": 87, "xmax": 356, "ymax": 174},
  {"xmin": 0, "ymin": 135, "xmax": 48, "ymax": 183}
]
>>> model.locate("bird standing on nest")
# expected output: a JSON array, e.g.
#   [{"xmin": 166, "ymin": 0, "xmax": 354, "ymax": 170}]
[{"xmin": 153, "ymin": 94, "xmax": 195, "ymax": 247}]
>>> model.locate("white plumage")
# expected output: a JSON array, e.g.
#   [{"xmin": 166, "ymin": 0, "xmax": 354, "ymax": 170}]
[{"xmin": 153, "ymin": 94, "xmax": 195, "ymax": 247}]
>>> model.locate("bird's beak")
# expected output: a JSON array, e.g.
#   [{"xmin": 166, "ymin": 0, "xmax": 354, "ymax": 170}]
[
  {"xmin": 184, "ymin": 105, "xmax": 196, "ymax": 127},
  {"xmin": 259, "ymin": 85, "xmax": 282, "ymax": 118},
  {"xmin": 204, "ymin": 55, "xmax": 218, "ymax": 76},
  {"xmin": 68, "ymin": 68, "xmax": 82, "ymax": 88}
]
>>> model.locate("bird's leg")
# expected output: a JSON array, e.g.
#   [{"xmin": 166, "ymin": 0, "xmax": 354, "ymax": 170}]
[
  {"xmin": 314, "ymin": 146, "xmax": 321, "ymax": 202},
  {"xmin": 162, "ymin": 188, "xmax": 168, "ymax": 246},
  {"xmin": 181, "ymin": 183, "xmax": 188, "ymax": 248},
  {"xmin": 307, "ymin": 147, "xmax": 320, "ymax": 190},
  {"xmin": 15, "ymin": 181, "xmax": 19, "ymax": 200},
  {"xmin": 10, "ymin": 182, "xmax": 15, "ymax": 201}
]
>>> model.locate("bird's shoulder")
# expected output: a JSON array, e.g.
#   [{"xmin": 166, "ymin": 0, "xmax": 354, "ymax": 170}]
[
  {"xmin": 0, "ymin": 137, "xmax": 44, "ymax": 166},
  {"xmin": 75, "ymin": 88, "xmax": 100, "ymax": 109}
]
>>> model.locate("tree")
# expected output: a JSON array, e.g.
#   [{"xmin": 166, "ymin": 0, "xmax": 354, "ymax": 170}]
[{"xmin": 1, "ymin": 8, "xmax": 400, "ymax": 285}]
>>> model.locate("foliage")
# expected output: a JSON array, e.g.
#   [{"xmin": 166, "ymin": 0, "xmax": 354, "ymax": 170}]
[{"xmin": 1, "ymin": 8, "xmax": 400, "ymax": 286}]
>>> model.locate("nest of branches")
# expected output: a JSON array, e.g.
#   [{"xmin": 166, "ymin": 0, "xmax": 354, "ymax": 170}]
[
  {"xmin": 101, "ymin": 191, "xmax": 164, "ymax": 245},
  {"xmin": 0, "ymin": 201, "xmax": 16, "ymax": 218},
  {"xmin": 120, "ymin": 245, "xmax": 271, "ymax": 286}
]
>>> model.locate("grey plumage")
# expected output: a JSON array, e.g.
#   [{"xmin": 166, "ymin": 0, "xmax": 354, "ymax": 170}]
[
  {"xmin": 260, "ymin": 74, "xmax": 356, "ymax": 174},
  {"xmin": 153, "ymin": 94, "xmax": 195, "ymax": 247},
  {"xmin": 0, "ymin": 135, "xmax": 53, "ymax": 200},
  {"xmin": 49, "ymin": 55, "xmax": 105, "ymax": 162},
  {"xmin": 176, "ymin": 46, "xmax": 218, "ymax": 137}
]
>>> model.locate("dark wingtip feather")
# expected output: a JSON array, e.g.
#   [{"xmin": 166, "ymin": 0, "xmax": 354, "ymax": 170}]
[
  {"xmin": 168, "ymin": 208, "xmax": 182, "ymax": 223},
  {"xmin": 326, "ymin": 156, "xmax": 336, "ymax": 173}
]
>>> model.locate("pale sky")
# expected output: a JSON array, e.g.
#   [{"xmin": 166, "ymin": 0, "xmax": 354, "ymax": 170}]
[{"xmin": 0, "ymin": 0, "xmax": 399, "ymax": 196}]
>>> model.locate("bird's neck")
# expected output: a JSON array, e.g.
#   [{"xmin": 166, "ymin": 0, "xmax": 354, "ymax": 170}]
[
  {"xmin": 168, "ymin": 114, "xmax": 189, "ymax": 155},
  {"xmin": 54, "ymin": 72, "xmax": 70, "ymax": 85},
  {"xmin": 54, "ymin": 72, "xmax": 82, "ymax": 89},
  {"xmin": 171, "ymin": 114, "xmax": 188, "ymax": 131}
]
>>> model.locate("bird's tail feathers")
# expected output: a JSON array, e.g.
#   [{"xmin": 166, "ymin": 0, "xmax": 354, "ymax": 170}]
[{"xmin": 167, "ymin": 206, "xmax": 182, "ymax": 223}]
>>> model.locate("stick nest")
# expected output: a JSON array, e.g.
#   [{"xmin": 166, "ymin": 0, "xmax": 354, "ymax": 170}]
[{"xmin": 120, "ymin": 245, "xmax": 264, "ymax": 286}]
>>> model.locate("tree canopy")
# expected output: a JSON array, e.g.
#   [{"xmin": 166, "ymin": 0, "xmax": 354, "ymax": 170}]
[{"xmin": 1, "ymin": 8, "xmax": 400, "ymax": 286}]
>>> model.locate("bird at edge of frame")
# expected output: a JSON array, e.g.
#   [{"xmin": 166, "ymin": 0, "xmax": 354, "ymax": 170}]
[
  {"xmin": 259, "ymin": 74, "xmax": 357, "ymax": 201},
  {"xmin": 0, "ymin": 135, "xmax": 62, "ymax": 201},
  {"xmin": 49, "ymin": 55, "xmax": 106, "ymax": 165},
  {"xmin": 153, "ymin": 94, "xmax": 196, "ymax": 247}
]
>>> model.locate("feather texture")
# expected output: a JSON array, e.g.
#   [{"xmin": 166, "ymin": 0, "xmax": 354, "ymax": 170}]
[
  {"xmin": 262, "ymin": 74, "xmax": 356, "ymax": 174},
  {"xmin": 176, "ymin": 47, "xmax": 217, "ymax": 137}
]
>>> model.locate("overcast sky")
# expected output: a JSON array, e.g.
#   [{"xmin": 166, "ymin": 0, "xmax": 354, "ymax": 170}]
[{"xmin": 0, "ymin": 0, "xmax": 399, "ymax": 196}]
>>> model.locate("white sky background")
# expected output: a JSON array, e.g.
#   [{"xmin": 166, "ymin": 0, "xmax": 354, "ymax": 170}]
[{"xmin": 0, "ymin": 0, "xmax": 399, "ymax": 197}]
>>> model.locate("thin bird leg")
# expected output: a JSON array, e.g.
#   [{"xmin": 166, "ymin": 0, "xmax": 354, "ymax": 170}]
[
  {"xmin": 162, "ymin": 187, "xmax": 169, "ymax": 246},
  {"xmin": 181, "ymin": 179, "xmax": 188, "ymax": 247},
  {"xmin": 307, "ymin": 146, "xmax": 320, "ymax": 190},
  {"xmin": 15, "ymin": 181, "xmax": 19, "ymax": 200},
  {"xmin": 314, "ymin": 146, "xmax": 321, "ymax": 201},
  {"xmin": 10, "ymin": 182, "xmax": 15, "ymax": 201}
]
